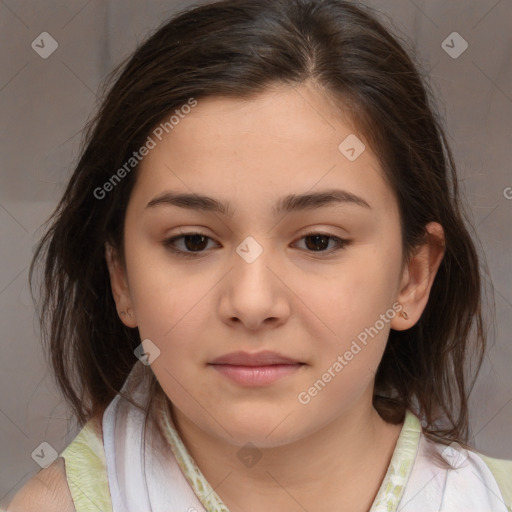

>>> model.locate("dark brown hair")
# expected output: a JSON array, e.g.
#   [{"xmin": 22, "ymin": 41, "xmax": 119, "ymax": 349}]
[{"xmin": 30, "ymin": 0, "xmax": 492, "ymax": 459}]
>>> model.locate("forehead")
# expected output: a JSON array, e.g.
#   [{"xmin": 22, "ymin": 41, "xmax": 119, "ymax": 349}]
[
  {"xmin": 131, "ymin": 83, "xmax": 396, "ymax": 218},
  {"xmin": 156, "ymin": 83, "xmax": 359, "ymax": 156}
]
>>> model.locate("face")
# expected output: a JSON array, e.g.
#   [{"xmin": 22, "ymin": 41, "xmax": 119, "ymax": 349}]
[{"xmin": 109, "ymin": 83, "xmax": 411, "ymax": 448}]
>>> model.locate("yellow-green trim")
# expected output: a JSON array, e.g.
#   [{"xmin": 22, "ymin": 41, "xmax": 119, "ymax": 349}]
[
  {"xmin": 60, "ymin": 416, "xmax": 113, "ymax": 512},
  {"xmin": 370, "ymin": 409, "xmax": 422, "ymax": 511}
]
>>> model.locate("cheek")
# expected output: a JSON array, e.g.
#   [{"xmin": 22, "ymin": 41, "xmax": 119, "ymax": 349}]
[
  {"xmin": 295, "ymin": 247, "xmax": 400, "ymax": 331},
  {"xmin": 124, "ymin": 248, "xmax": 212, "ymax": 368},
  {"xmin": 123, "ymin": 231, "xmax": 199, "ymax": 333},
  {"xmin": 290, "ymin": 245, "xmax": 402, "ymax": 379}
]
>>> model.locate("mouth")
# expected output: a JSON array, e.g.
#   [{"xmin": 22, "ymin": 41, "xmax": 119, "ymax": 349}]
[
  {"xmin": 208, "ymin": 350, "xmax": 305, "ymax": 387},
  {"xmin": 209, "ymin": 350, "xmax": 304, "ymax": 366}
]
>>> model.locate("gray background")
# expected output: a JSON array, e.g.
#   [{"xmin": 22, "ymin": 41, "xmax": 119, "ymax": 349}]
[{"xmin": 1, "ymin": 0, "xmax": 511, "ymax": 503}]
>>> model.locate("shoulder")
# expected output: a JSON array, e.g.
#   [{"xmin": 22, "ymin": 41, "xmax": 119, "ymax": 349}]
[
  {"xmin": 4, "ymin": 457, "xmax": 76, "ymax": 512},
  {"xmin": 5, "ymin": 413, "xmax": 110, "ymax": 512},
  {"xmin": 477, "ymin": 451, "xmax": 512, "ymax": 474},
  {"xmin": 60, "ymin": 412, "xmax": 105, "ymax": 462},
  {"xmin": 59, "ymin": 413, "xmax": 113, "ymax": 512}
]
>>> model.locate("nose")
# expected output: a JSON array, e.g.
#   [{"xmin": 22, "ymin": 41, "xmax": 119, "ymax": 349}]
[{"xmin": 219, "ymin": 242, "xmax": 290, "ymax": 332}]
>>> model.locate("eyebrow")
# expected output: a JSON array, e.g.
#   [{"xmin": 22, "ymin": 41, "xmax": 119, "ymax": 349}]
[{"xmin": 145, "ymin": 188, "xmax": 371, "ymax": 217}]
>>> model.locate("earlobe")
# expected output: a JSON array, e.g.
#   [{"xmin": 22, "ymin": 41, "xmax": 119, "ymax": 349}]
[
  {"xmin": 391, "ymin": 222, "xmax": 445, "ymax": 330},
  {"xmin": 105, "ymin": 242, "xmax": 137, "ymax": 328}
]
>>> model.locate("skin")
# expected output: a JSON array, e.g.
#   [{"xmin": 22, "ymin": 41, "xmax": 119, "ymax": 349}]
[{"xmin": 105, "ymin": 81, "xmax": 445, "ymax": 512}]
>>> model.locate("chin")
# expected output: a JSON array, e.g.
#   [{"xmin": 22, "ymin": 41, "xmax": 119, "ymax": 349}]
[{"xmin": 215, "ymin": 407, "xmax": 308, "ymax": 448}]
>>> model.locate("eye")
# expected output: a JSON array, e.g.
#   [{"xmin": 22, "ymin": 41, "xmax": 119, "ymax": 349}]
[
  {"xmin": 162, "ymin": 231, "xmax": 350, "ymax": 258},
  {"xmin": 293, "ymin": 231, "xmax": 350, "ymax": 253},
  {"xmin": 163, "ymin": 232, "xmax": 218, "ymax": 257}
]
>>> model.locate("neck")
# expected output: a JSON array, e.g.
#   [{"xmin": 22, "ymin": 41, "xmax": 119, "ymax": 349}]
[{"xmin": 169, "ymin": 396, "xmax": 403, "ymax": 512}]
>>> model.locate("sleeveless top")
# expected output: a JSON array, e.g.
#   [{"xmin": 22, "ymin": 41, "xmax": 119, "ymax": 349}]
[{"xmin": 60, "ymin": 362, "xmax": 512, "ymax": 512}]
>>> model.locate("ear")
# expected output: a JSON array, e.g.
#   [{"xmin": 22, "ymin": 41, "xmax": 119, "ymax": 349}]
[
  {"xmin": 390, "ymin": 222, "xmax": 445, "ymax": 330},
  {"xmin": 105, "ymin": 242, "xmax": 137, "ymax": 328}
]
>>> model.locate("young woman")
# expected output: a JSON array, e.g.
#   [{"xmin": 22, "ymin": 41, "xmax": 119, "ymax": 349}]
[{"xmin": 6, "ymin": 0, "xmax": 511, "ymax": 510}]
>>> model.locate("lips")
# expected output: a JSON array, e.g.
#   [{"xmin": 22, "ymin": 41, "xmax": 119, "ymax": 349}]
[
  {"xmin": 209, "ymin": 350, "xmax": 303, "ymax": 366},
  {"xmin": 209, "ymin": 350, "xmax": 305, "ymax": 387}
]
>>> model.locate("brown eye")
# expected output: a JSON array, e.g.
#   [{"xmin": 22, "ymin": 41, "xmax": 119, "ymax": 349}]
[
  {"xmin": 163, "ymin": 232, "xmax": 217, "ymax": 256},
  {"xmin": 304, "ymin": 234, "xmax": 330, "ymax": 251},
  {"xmin": 182, "ymin": 234, "xmax": 209, "ymax": 251},
  {"xmin": 294, "ymin": 232, "xmax": 350, "ymax": 254}
]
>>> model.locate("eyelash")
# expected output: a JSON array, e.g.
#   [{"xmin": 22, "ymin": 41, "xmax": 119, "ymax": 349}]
[{"xmin": 162, "ymin": 231, "xmax": 350, "ymax": 258}]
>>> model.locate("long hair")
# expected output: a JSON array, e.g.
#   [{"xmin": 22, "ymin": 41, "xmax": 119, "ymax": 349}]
[{"xmin": 30, "ymin": 0, "xmax": 491, "ymax": 457}]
